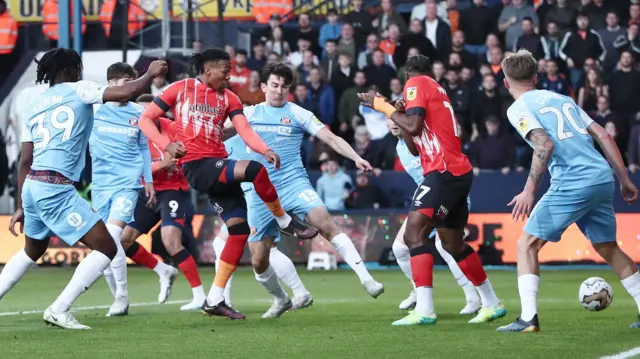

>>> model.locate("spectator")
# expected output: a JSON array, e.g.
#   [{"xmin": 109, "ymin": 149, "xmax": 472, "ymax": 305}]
[
  {"xmin": 609, "ymin": 50, "xmax": 640, "ymax": 119},
  {"xmin": 425, "ymin": 0, "xmax": 452, "ymax": 62},
  {"xmin": 320, "ymin": 39, "xmax": 339, "ymax": 80},
  {"xmin": 319, "ymin": 9, "xmax": 342, "ymax": 49},
  {"xmin": 432, "ymin": 60, "xmax": 447, "ymax": 85},
  {"xmin": 536, "ymin": 0, "xmax": 555, "ymax": 27},
  {"xmin": 619, "ymin": 23, "xmax": 640, "ymax": 60},
  {"xmin": 374, "ymin": 0, "xmax": 407, "ymax": 37},
  {"xmin": 379, "ymin": 23, "xmax": 401, "ymax": 57},
  {"xmin": 541, "ymin": 21, "xmax": 562, "ymax": 61},
  {"xmin": 296, "ymin": 50, "xmax": 317, "ymax": 82},
  {"xmin": 558, "ymin": 12, "xmax": 605, "ymax": 91},
  {"xmin": 150, "ymin": 74, "xmax": 168, "ymax": 96},
  {"xmin": 288, "ymin": 37, "xmax": 319, "ymax": 68},
  {"xmin": 442, "ymin": 0, "xmax": 461, "ymax": 34},
  {"xmin": 358, "ymin": 33, "xmax": 395, "ymax": 70},
  {"xmin": 630, "ymin": 3, "xmax": 640, "ymax": 27},
  {"xmin": 514, "ymin": 17, "xmax": 544, "ymax": 59},
  {"xmin": 389, "ymin": 78, "xmax": 403, "ymax": 101},
  {"xmin": 363, "ymin": 48, "xmax": 397, "ymax": 98},
  {"xmin": 265, "ymin": 26, "xmax": 291, "ymax": 57},
  {"xmin": 487, "ymin": 46, "xmax": 506, "ymax": 85},
  {"xmin": 451, "ymin": 30, "xmax": 477, "ymax": 68},
  {"xmin": 342, "ymin": 0, "xmax": 374, "ymax": 47},
  {"xmin": 470, "ymin": 74, "xmax": 503, "ymax": 133},
  {"xmin": 290, "ymin": 13, "xmax": 320, "ymax": 56},
  {"xmin": 309, "ymin": 140, "xmax": 339, "ymax": 170},
  {"xmin": 358, "ymin": 85, "xmax": 389, "ymax": 141},
  {"xmin": 460, "ymin": 0, "xmax": 496, "ymax": 55},
  {"xmin": 338, "ymin": 23, "xmax": 358, "ymax": 61},
  {"xmin": 338, "ymin": 70, "xmax": 368, "ymax": 130},
  {"xmin": 411, "ymin": 0, "xmax": 448, "ymax": 22},
  {"xmin": 603, "ymin": 121, "xmax": 625, "ymax": 158},
  {"xmin": 470, "ymin": 116, "xmax": 514, "ymax": 175},
  {"xmin": 444, "ymin": 68, "xmax": 472, "ymax": 126},
  {"xmin": 498, "ymin": 0, "xmax": 539, "ymax": 50},
  {"xmin": 398, "ymin": 47, "xmax": 422, "ymax": 83},
  {"xmin": 293, "ymin": 83, "xmax": 316, "ymax": 114},
  {"xmin": 316, "ymin": 159, "xmax": 352, "ymax": 211},
  {"xmin": 578, "ymin": 68, "xmax": 608, "ymax": 112},
  {"xmin": 349, "ymin": 172, "xmax": 387, "ymax": 209},
  {"xmin": 255, "ymin": 14, "xmax": 282, "ymax": 44},
  {"xmin": 237, "ymin": 71, "xmax": 265, "ymax": 106},
  {"xmin": 394, "ymin": 19, "xmax": 437, "ymax": 67},
  {"xmin": 582, "ymin": 0, "xmax": 608, "ymax": 30},
  {"xmin": 225, "ymin": 45, "xmax": 236, "ymax": 59},
  {"xmin": 483, "ymin": 33, "xmax": 502, "ymax": 64},
  {"xmin": 229, "ymin": 49, "xmax": 251, "ymax": 91},
  {"xmin": 538, "ymin": 59, "xmax": 571, "ymax": 96},
  {"xmin": 307, "ymin": 67, "xmax": 336, "ymax": 125},
  {"xmin": 347, "ymin": 125, "xmax": 387, "ymax": 169},
  {"xmin": 628, "ymin": 112, "xmax": 640, "ymax": 174},
  {"xmin": 448, "ymin": 52, "xmax": 464, "ymax": 72},
  {"xmin": 598, "ymin": 11, "xmax": 627, "ymax": 72},
  {"xmin": 267, "ymin": 52, "xmax": 281, "ymax": 65},
  {"xmin": 247, "ymin": 41, "xmax": 267, "ymax": 71},
  {"xmin": 544, "ymin": 0, "xmax": 578, "ymax": 36},
  {"xmin": 589, "ymin": 96, "xmax": 621, "ymax": 127},
  {"xmin": 330, "ymin": 52, "xmax": 357, "ymax": 103}
]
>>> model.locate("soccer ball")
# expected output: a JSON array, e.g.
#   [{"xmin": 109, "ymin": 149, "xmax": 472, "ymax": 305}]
[{"xmin": 579, "ymin": 277, "xmax": 613, "ymax": 311}]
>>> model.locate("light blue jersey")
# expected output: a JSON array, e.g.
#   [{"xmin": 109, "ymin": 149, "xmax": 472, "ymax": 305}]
[
  {"xmin": 227, "ymin": 102, "xmax": 326, "ymax": 242},
  {"xmin": 90, "ymin": 102, "xmax": 152, "ymax": 223},
  {"xmin": 507, "ymin": 90, "xmax": 616, "ymax": 243},
  {"xmin": 21, "ymin": 81, "xmax": 107, "ymax": 244}
]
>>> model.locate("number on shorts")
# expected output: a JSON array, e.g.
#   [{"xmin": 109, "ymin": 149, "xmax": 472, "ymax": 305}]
[
  {"xmin": 168, "ymin": 200, "xmax": 179, "ymax": 214},
  {"xmin": 113, "ymin": 196, "xmax": 134, "ymax": 215},
  {"xmin": 414, "ymin": 185, "xmax": 431, "ymax": 201},
  {"xmin": 539, "ymin": 103, "xmax": 587, "ymax": 141},
  {"xmin": 29, "ymin": 105, "xmax": 76, "ymax": 149},
  {"xmin": 298, "ymin": 189, "xmax": 319, "ymax": 203}
]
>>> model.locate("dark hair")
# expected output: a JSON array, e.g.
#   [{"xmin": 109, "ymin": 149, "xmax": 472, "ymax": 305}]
[
  {"xmin": 295, "ymin": 83, "xmax": 307, "ymax": 89},
  {"xmin": 106, "ymin": 62, "xmax": 137, "ymax": 81},
  {"xmin": 260, "ymin": 62, "xmax": 294, "ymax": 86},
  {"xmin": 236, "ymin": 49, "xmax": 248, "ymax": 57},
  {"xmin": 190, "ymin": 47, "xmax": 230, "ymax": 74},
  {"xmin": 136, "ymin": 94, "xmax": 155, "ymax": 103},
  {"xmin": 577, "ymin": 11, "xmax": 589, "ymax": 19},
  {"xmin": 406, "ymin": 54, "xmax": 432, "ymax": 75},
  {"xmin": 325, "ymin": 39, "xmax": 338, "ymax": 45},
  {"xmin": 372, "ymin": 47, "xmax": 384, "ymax": 54},
  {"xmin": 327, "ymin": 9, "xmax": 338, "ymax": 16},
  {"xmin": 522, "ymin": 16, "xmax": 533, "ymax": 23},
  {"xmin": 35, "ymin": 48, "xmax": 83, "ymax": 85}
]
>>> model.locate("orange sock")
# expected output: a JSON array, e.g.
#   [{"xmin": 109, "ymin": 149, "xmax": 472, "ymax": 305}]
[
  {"xmin": 213, "ymin": 260, "xmax": 236, "ymax": 288},
  {"xmin": 265, "ymin": 200, "xmax": 285, "ymax": 218},
  {"xmin": 213, "ymin": 233, "xmax": 247, "ymax": 288}
]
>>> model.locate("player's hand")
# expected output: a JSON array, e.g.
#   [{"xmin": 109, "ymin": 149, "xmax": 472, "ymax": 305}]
[
  {"xmin": 145, "ymin": 183, "xmax": 156, "ymax": 208},
  {"xmin": 357, "ymin": 92, "xmax": 387, "ymax": 109},
  {"xmin": 395, "ymin": 99, "xmax": 406, "ymax": 112},
  {"xmin": 355, "ymin": 157, "xmax": 373, "ymax": 172},
  {"xmin": 264, "ymin": 149, "xmax": 281, "ymax": 170},
  {"xmin": 621, "ymin": 179, "xmax": 638, "ymax": 205},
  {"xmin": 508, "ymin": 190, "xmax": 534, "ymax": 222},
  {"xmin": 147, "ymin": 60, "xmax": 168, "ymax": 78},
  {"xmin": 9, "ymin": 207, "xmax": 24, "ymax": 237},
  {"xmin": 165, "ymin": 141, "xmax": 186, "ymax": 159},
  {"xmin": 159, "ymin": 157, "xmax": 179, "ymax": 171}
]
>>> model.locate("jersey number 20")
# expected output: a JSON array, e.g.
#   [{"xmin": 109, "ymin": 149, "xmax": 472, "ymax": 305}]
[
  {"xmin": 538, "ymin": 103, "xmax": 587, "ymax": 140},
  {"xmin": 29, "ymin": 105, "xmax": 76, "ymax": 149}
]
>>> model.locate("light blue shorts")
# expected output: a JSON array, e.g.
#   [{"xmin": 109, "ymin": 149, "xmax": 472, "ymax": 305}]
[
  {"xmin": 247, "ymin": 180, "xmax": 324, "ymax": 243},
  {"xmin": 524, "ymin": 182, "xmax": 616, "ymax": 243},
  {"xmin": 92, "ymin": 188, "xmax": 139, "ymax": 224},
  {"xmin": 22, "ymin": 179, "xmax": 101, "ymax": 245}
]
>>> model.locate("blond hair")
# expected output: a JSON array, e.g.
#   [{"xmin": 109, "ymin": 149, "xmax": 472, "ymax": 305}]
[{"xmin": 501, "ymin": 49, "xmax": 537, "ymax": 82}]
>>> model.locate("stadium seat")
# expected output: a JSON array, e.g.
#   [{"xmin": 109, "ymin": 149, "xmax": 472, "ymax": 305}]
[{"xmin": 306, "ymin": 251, "xmax": 337, "ymax": 271}]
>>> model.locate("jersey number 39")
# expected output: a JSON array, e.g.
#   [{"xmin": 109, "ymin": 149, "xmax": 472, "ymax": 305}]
[{"xmin": 29, "ymin": 105, "xmax": 76, "ymax": 149}]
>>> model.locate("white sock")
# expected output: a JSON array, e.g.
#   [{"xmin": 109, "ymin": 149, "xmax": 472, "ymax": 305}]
[
  {"xmin": 392, "ymin": 240, "xmax": 415, "ymax": 288},
  {"xmin": 212, "ymin": 237, "xmax": 232, "ymax": 303},
  {"xmin": 0, "ymin": 249, "xmax": 35, "ymax": 300},
  {"xmin": 103, "ymin": 267, "xmax": 117, "ymax": 298},
  {"xmin": 206, "ymin": 285, "xmax": 225, "ymax": 305},
  {"xmin": 435, "ymin": 237, "xmax": 479, "ymax": 302},
  {"xmin": 331, "ymin": 233, "xmax": 373, "ymax": 283},
  {"xmin": 151, "ymin": 260, "xmax": 171, "ymax": 275},
  {"xmin": 518, "ymin": 274, "xmax": 540, "ymax": 321},
  {"xmin": 274, "ymin": 213, "xmax": 292, "ymax": 229},
  {"xmin": 415, "ymin": 286, "xmax": 435, "ymax": 317},
  {"xmin": 270, "ymin": 247, "xmax": 309, "ymax": 297},
  {"xmin": 192, "ymin": 284, "xmax": 206, "ymax": 301},
  {"xmin": 106, "ymin": 223, "xmax": 128, "ymax": 298},
  {"xmin": 477, "ymin": 279, "xmax": 500, "ymax": 308},
  {"xmin": 621, "ymin": 271, "xmax": 640, "ymax": 313},
  {"xmin": 254, "ymin": 265, "xmax": 289, "ymax": 303},
  {"xmin": 50, "ymin": 251, "xmax": 111, "ymax": 313}
]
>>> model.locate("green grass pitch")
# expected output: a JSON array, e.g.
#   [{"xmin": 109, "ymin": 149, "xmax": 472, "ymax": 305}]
[{"xmin": 0, "ymin": 267, "xmax": 638, "ymax": 359}]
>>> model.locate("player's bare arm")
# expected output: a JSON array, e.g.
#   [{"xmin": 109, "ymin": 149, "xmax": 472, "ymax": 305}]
[
  {"xmin": 139, "ymin": 99, "xmax": 186, "ymax": 159},
  {"xmin": 231, "ymin": 113, "xmax": 281, "ymax": 170},
  {"xmin": 402, "ymin": 131, "xmax": 419, "ymax": 156},
  {"xmin": 102, "ymin": 60, "xmax": 167, "ymax": 103},
  {"xmin": 357, "ymin": 92, "xmax": 423, "ymax": 136},
  {"xmin": 508, "ymin": 129, "xmax": 554, "ymax": 221},
  {"xmin": 315, "ymin": 128, "xmax": 373, "ymax": 171},
  {"xmin": 587, "ymin": 122, "xmax": 638, "ymax": 204},
  {"xmin": 222, "ymin": 119, "xmax": 237, "ymax": 141},
  {"xmin": 10, "ymin": 142, "xmax": 33, "ymax": 236}
]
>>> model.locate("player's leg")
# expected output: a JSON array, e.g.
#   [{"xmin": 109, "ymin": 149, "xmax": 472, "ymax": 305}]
[
  {"xmin": 248, "ymin": 232, "xmax": 291, "ymax": 318},
  {"xmin": 230, "ymin": 159, "xmax": 317, "ymax": 239},
  {"xmin": 91, "ymin": 190, "xmax": 118, "ymax": 299},
  {"xmin": 391, "ymin": 220, "xmax": 416, "ymax": 310},
  {"xmin": 212, "ymin": 225, "xmax": 233, "ymax": 306},
  {"xmin": 433, "ymin": 232, "xmax": 481, "ymax": 314},
  {"xmin": 305, "ymin": 205, "xmax": 384, "ymax": 298},
  {"xmin": 269, "ymin": 242, "xmax": 313, "ymax": 310}
]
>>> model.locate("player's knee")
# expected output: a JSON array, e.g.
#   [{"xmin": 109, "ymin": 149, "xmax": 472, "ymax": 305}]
[
  {"xmin": 517, "ymin": 234, "xmax": 544, "ymax": 254},
  {"xmin": 24, "ymin": 239, "xmax": 48, "ymax": 261},
  {"xmin": 243, "ymin": 160, "xmax": 265, "ymax": 182},
  {"xmin": 120, "ymin": 229, "xmax": 136, "ymax": 249},
  {"xmin": 97, "ymin": 238, "xmax": 118, "ymax": 260},
  {"xmin": 592, "ymin": 242, "xmax": 617, "ymax": 259},
  {"xmin": 162, "ymin": 237, "xmax": 183, "ymax": 256}
]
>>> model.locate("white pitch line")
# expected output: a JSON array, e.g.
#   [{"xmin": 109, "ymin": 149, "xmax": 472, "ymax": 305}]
[
  {"xmin": 0, "ymin": 299, "xmax": 190, "ymax": 317},
  {"xmin": 599, "ymin": 347, "xmax": 640, "ymax": 359}
]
